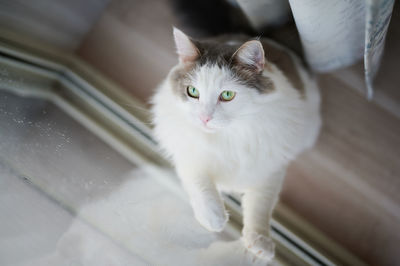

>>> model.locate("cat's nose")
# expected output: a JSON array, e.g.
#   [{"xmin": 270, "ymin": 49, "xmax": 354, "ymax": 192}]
[{"xmin": 200, "ymin": 115, "xmax": 212, "ymax": 124}]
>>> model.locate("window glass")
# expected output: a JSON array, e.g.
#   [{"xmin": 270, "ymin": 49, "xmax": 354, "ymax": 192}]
[{"xmin": 0, "ymin": 90, "xmax": 251, "ymax": 266}]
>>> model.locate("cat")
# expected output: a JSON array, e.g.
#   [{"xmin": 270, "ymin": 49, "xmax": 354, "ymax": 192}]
[{"xmin": 151, "ymin": 27, "xmax": 321, "ymax": 261}]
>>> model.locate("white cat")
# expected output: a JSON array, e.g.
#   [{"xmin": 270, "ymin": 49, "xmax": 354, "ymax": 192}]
[{"xmin": 151, "ymin": 28, "xmax": 321, "ymax": 260}]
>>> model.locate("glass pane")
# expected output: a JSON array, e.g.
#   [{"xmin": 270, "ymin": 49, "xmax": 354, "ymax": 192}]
[{"xmin": 0, "ymin": 90, "xmax": 255, "ymax": 266}]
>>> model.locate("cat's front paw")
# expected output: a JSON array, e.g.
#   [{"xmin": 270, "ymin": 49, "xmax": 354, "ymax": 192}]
[
  {"xmin": 243, "ymin": 231, "xmax": 275, "ymax": 260},
  {"xmin": 193, "ymin": 201, "xmax": 228, "ymax": 232}
]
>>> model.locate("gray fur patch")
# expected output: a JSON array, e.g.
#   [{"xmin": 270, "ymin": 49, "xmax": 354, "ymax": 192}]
[
  {"xmin": 168, "ymin": 65, "xmax": 196, "ymax": 101},
  {"xmin": 193, "ymin": 37, "xmax": 275, "ymax": 93},
  {"xmin": 260, "ymin": 40, "xmax": 305, "ymax": 96},
  {"xmin": 169, "ymin": 35, "xmax": 305, "ymax": 98},
  {"xmin": 231, "ymin": 64, "xmax": 275, "ymax": 93}
]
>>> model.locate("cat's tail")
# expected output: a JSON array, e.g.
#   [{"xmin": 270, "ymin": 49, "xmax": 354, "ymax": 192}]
[{"xmin": 169, "ymin": 0, "xmax": 256, "ymax": 38}]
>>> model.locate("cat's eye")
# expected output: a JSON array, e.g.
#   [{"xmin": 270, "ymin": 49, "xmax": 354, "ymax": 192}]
[
  {"xmin": 219, "ymin": 90, "xmax": 236, "ymax": 102},
  {"xmin": 187, "ymin": 86, "xmax": 199, "ymax": 98}
]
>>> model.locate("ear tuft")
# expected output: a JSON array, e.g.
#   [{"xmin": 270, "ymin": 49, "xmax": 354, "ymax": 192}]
[
  {"xmin": 173, "ymin": 27, "xmax": 199, "ymax": 65},
  {"xmin": 233, "ymin": 40, "xmax": 265, "ymax": 73}
]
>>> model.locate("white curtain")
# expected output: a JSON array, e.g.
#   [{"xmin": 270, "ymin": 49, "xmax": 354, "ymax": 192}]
[{"xmin": 236, "ymin": 0, "xmax": 395, "ymax": 99}]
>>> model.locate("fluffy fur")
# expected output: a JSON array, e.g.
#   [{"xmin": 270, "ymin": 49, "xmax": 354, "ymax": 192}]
[{"xmin": 151, "ymin": 28, "xmax": 321, "ymax": 260}]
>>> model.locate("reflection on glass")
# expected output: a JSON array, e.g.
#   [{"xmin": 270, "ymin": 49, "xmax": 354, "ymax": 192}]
[{"xmin": 0, "ymin": 91, "xmax": 267, "ymax": 266}]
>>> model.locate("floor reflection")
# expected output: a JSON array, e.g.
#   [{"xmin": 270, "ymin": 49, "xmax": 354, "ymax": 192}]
[{"xmin": 0, "ymin": 91, "xmax": 273, "ymax": 265}]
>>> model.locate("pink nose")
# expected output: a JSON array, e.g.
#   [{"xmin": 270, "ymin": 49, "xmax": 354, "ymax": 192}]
[{"xmin": 200, "ymin": 115, "xmax": 212, "ymax": 124}]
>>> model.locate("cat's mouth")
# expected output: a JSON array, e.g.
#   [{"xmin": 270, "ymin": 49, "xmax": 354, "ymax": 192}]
[
  {"xmin": 191, "ymin": 118, "xmax": 220, "ymax": 133},
  {"xmin": 200, "ymin": 123, "xmax": 218, "ymax": 133}
]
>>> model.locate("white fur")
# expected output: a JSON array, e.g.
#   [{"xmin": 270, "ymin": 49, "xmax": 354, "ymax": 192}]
[{"xmin": 151, "ymin": 38, "xmax": 321, "ymax": 261}]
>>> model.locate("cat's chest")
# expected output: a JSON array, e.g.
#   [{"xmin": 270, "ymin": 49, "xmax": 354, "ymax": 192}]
[
  {"xmin": 185, "ymin": 129, "xmax": 272, "ymax": 176},
  {"xmin": 159, "ymin": 120, "xmax": 285, "ymax": 190}
]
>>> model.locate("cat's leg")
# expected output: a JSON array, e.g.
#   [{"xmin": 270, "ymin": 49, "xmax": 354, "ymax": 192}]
[
  {"xmin": 177, "ymin": 166, "xmax": 228, "ymax": 232},
  {"xmin": 241, "ymin": 169, "xmax": 285, "ymax": 260}
]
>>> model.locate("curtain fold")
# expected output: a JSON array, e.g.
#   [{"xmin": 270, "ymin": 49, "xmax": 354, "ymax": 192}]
[{"xmin": 236, "ymin": 0, "xmax": 395, "ymax": 98}]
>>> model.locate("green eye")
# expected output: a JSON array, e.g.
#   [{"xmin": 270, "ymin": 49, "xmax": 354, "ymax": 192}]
[
  {"xmin": 220, "ymin": 90, "xmax": 236, "ymax": 101},
  {"xmin": 187, "ymin": 86, "xmax": 199, "ymax": 98}
]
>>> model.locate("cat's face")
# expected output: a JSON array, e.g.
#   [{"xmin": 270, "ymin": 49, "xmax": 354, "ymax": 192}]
[
  {"xmin": 169, "ymin": 28, "xmax": 274, "ymax": 133},
  {"xmin": 170, "ymin": 64, "xmax": 256, "ymax": 133}
]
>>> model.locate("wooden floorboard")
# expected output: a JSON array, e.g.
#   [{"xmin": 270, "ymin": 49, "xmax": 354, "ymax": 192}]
[{"xmin": 283, "ymin": 73, "xmax": 400, "ymax": 265}]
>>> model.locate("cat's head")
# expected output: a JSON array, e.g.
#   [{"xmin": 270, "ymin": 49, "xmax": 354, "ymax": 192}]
[{"xmin": 168, "ymin": 28, "xmax": 274, "ymax": 133}]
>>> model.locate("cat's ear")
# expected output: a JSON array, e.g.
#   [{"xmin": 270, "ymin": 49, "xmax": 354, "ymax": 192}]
[
  {"xmin": 173, "ymin": 27, "xmax": 200, "ymax": 65},
  {"xmin": 232, "ymin": 40, "xmax": 265, "ymax": 73}
]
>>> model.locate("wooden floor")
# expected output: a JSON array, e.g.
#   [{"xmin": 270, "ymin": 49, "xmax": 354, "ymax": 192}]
[{"xmin": 77, "ymin": 1, "xmax": 400, "ymax": 265}]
